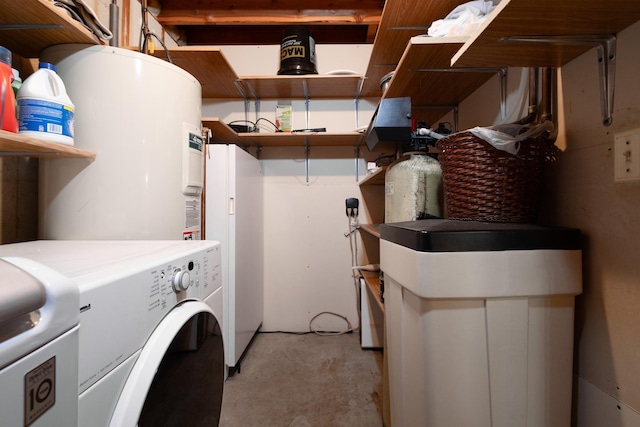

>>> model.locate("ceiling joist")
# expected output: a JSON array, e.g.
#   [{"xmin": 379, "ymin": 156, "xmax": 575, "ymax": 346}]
[{"xmin": 148, "ymin": 0, "xmax": 384, "ymax": 44}]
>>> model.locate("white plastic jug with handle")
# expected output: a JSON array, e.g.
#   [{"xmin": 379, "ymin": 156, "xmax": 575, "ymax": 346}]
[{"xmin": 17, "ymin": 62, "xmax": 74, "ymax": 146}]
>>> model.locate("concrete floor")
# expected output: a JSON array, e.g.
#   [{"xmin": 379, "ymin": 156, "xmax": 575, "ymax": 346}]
[{"xmin": 220, "ymin": 332, "xmax": 384, "ymax": 426}]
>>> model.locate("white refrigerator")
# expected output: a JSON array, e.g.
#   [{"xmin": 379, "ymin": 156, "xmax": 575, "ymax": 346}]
[{"xmin": 205, "ymin": 144, "xmax": 263, "ymax": 375}]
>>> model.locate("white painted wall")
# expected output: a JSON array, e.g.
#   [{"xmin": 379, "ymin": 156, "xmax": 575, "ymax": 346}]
[
  {"xmin": 202, "ymin": 44, "xmax": 376, "ymax": 332},
  {"xmin": 259, "ymin": 153, "xmax": 366, "ymax": 333}
]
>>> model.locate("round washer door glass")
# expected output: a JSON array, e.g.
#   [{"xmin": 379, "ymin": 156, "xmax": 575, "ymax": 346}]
[{"xmin": 139, "ymin": 311, "xmax": 224, "ymax": 426}]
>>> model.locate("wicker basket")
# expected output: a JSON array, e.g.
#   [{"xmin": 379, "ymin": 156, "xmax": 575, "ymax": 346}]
[{"xmin": 436, "ymin": 130, "xmax": 555, "ymax": 223}]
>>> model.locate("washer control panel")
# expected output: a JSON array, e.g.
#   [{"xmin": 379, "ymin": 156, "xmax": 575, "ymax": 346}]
[{"xmin": 171, "ymin": 268, "xmax": 191, "ymax": 292}]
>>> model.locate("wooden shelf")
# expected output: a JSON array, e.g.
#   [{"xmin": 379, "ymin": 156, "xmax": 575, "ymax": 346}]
[
  {"xmin": 0, "ymin": 130, "xmax": 96, "ymax": 159},
  {"xmin": 237, "ymin": 132, "xmax": 364, "ymax": 147},
  {"xmin": 452, "ymin": 0, "xmax": 640, "ymax": 67},
  {"xmin": 359, "ymin": 166, "xmax": 386, "ymax": 186},
  {"xmin": 149, "ymin": 48, "xmax": 369, "ymax": 101},
  {"xmin": 0, "ymin": 0, "xmax": 101, "ymax": 58},
  {"xmin": 360, "ymin": 270, "xmax": 384, "ymax": 311},
  {"xmin": 386, "ymin": 36, "xmax": 497, "ymax": 126},
  {"xmin": 202, "ymin": 117, "xmax": 243, "ymax": 144},
  {"xmin": 362, "ymin": 0, "xmax": 640, "ymax": 127},
  {"xmin": 240, "ymin": 74, "xmax": 367, "ymax": 100},
  {"xmin": 362, "ymin": 0, "xmax": 465, "ymax": 98},
  {"xmin": 359, "ymin": 223, "xmax": 381, "ymax": 239},
  {"xmin": 149, "ymin": 47, "xmax": 243, "ymax": 99},
  {"xmin": 202, "ymin": 117, "xmax": 364, "ymax": 147}
]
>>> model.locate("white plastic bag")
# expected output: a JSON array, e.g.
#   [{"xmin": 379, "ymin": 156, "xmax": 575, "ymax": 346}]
[
  {"xmin": 428, "ymin": 1, "xmax": 496, "ymax": 37},
  {"xmin": 468, "ymin": 120, "xmax": 555, "ymax": 155}
]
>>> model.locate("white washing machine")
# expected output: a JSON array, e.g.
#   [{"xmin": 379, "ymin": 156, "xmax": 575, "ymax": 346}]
[
  {"xmin": 0, "ymin": 240, "xmax": 225, "ymax": 427},
  {"xmin": 0, "ymin": 257, "xmax": 80, "ymax": 426}
]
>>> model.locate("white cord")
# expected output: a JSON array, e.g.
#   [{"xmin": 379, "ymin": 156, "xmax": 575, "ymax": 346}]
[
  {"xmin": 309, "ymin": 311, "xmax": 355, "ymax": 336},
  {"xmin": 307, "ymin": 214, "xmax": 362, "ymax": 336},
  {"xmin": 348, "ymin": 215, "xmax": 361, "ymax": 331}
]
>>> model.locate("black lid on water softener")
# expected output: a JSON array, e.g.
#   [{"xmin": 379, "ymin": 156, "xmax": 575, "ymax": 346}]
[
  {"xmin": 380, "ymin": 219, "xmax": 582, "ymax": 252},
  {"xmin": 278, "ymin": 26, "xmax": 318, "ymax": 75}
]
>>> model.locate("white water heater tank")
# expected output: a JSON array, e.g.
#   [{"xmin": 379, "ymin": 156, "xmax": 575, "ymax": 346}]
[
  {"xmin": 39, "ymin": 44, "xmax": 204, "ymax": 240},
  {"xmin": 385, "ymin": 153, "xmax": 443, "ymax": 223}
]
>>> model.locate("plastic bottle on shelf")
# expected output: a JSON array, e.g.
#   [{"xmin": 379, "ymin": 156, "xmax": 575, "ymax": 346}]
[
  {"xmin": 11, "ymin": 68, "xmax": 22, "ymax": 97},
  {"xmin": 11, "ymin": 69, "xmax": 22, "ymax": 122},
  {"xmin": 0, "ymin": 46, "xmax": 18, "ymax": 133},
  {"xmin": 17, "ymin": 62, "xmax": 74, "ymax": 146}
]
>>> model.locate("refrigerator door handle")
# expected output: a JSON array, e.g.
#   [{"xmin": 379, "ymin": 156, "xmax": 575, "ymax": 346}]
[{"xmin": 229, "ymin": 197, "xmax": 235, "ymax": 215}]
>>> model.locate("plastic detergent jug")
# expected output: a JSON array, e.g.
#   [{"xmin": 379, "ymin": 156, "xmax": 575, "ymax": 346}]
[
  {"xmin": 0, "ymin": 46, "xmax": 18, "ymax": 133},
  {"xmin": 11, "ymin": 68, "xmax": 22, "ymax": 97},
  {"xmin": 17, "ymin": 62, "xmax": 74, "ymax": 145}
]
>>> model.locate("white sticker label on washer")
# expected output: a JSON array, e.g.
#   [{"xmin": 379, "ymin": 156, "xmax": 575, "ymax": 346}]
[{"xmin": 24, "ymin": 356, "xmax": 56, "ymax": 426}]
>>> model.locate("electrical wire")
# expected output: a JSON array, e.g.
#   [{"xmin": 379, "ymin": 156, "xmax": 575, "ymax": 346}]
[
  {"xmin": 227, "ymin": 118, "xmax": 283, "ymax": 133},
  {"xmin": 255, "ymin": 117, "xmax": 281, "ymax": 132},
  {"xmin": 307, "ymin": 213, "xmax": 361, "ymax": 336},
  {"xmin": 309, "ymin": 312, "xmax": 354, "ymax": 336},
  {"xmin": 259, "ymin": 330, "xmax": 312, "ymax": 335},
  {"xmin": 309, "ymin": 213, "xmax": 361, "ymax": 336},
  {"xmin": 227, "ymin": 119, "xmax": 257, "ymax": 132},
  {"xmin": 138, "ymin": 0, "xmax": 172, "ymax": 62},
  {"xmin": 347, "ymin": 214, "xmax": 362, "ymax": 330}
]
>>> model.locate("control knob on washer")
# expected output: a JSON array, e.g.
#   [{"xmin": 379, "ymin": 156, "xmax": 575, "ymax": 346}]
[{"xmin": 172, "ymin": 268, "xmax": 191, "ymax": 292}]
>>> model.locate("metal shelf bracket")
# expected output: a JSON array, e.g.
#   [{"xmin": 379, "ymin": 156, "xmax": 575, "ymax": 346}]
[
  {"xmin": 354, "ymin": 145, "xmax": 360, "ymax": 182},
  {"xmin": 500, "ymin": 34, "xmax": 617, "ymax": 126},
  {"xmin": 239, "ymin": 81, "xmax": 261, "ymax": 126},
  {"xmin": 303, "ymin": 80, "xmax": 311, "ymax": 129},
  {"xmin": 304, "ymin": 136, "xmax": 310, "ymax": 185}
]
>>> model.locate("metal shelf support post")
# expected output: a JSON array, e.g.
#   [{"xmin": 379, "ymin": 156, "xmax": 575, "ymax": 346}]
[{"xmin": 500, "ymin": 34, "xmax": 617, "ymax": 126}]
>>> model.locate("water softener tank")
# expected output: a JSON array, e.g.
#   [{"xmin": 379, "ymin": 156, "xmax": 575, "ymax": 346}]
[{"xmin": 385, "ymin": 153, "xmax": 443, "ymax": 223}]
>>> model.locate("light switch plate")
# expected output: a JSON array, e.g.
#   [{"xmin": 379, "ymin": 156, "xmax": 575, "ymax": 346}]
[{"xmin": 614, "ymin": 129, "xmax": 640, "ymax": 183}]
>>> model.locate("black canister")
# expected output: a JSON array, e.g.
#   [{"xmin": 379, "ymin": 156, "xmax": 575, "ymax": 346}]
[{"xmin": 277, "ymin": 26, "xmax": 318, "ymax": 75}]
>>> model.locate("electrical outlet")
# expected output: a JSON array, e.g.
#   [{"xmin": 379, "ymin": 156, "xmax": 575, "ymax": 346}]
[
  {"xmin": 345, "ymin": 198, "xmax": 359, "ymax": 217},
  {"xmin": 614, "ymin": 129, "xmax": 640, "ymax": 183}
]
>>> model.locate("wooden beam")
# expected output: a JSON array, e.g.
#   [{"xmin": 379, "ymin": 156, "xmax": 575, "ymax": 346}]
[
  {"xmin": 156, "ymin": 9, "xmax": 382, "ymax": 27},
  {"xmin": 156, "ymin": 0, "xmax": 383, "ymax": 11}
]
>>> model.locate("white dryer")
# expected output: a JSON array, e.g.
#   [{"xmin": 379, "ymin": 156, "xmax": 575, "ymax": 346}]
[
  {"xmin": 0, "ymin": 240, "xmax": 224, "ymax": 427},
  {"xmin": 0, "ymin": 257, "xmax": 80, "ymax": 426}
]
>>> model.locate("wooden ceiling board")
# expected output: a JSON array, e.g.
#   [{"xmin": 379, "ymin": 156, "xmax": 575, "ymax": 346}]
[
  {"xmin": 182, "ymin": 25, "xmax": 372, "ymax": 45},
  {"xmin": 156, "ymin": 0, "xmax": 384, "ymax": 18},
  {"xmin": 155, "ymin": 0, "xmax": 384, "ymax": 44},
  {"xmin": 157, "ymin": 8, "xmax": 382, "ymax": 26}
]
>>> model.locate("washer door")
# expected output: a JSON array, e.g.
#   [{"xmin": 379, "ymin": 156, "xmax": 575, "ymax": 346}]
[{"xmin": 109, "ymin": 301, "xmax": 224, "ymax": 427}]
